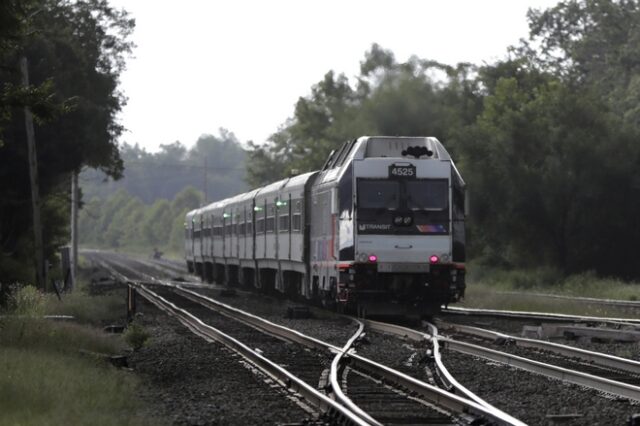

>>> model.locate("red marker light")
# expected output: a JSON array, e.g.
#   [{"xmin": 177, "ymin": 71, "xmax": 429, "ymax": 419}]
[
  {"xmin": 368, "ymin": 254, "xmax": 378, "ymax": 262},
  {"xmin": 429, "ymin": 255, "xmax": 439, "ymax": 264}
]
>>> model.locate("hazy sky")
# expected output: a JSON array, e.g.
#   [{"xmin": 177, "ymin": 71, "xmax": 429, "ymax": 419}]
[{"xmin": 109, "ymin": 0, "xmax": 559, "ymax": 152}]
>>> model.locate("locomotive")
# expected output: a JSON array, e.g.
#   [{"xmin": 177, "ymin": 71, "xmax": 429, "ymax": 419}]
[{"xmin": 184, "ymin": 136, "xmax": 466, "ymax": 316}]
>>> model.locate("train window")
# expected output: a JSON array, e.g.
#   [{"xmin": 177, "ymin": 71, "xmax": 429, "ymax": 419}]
[
  {"xmin": 406, "ymin": 179, "xmax": 448, "ymax": 211},
  {"xmin": 266, "ymin": 216, "xmax": 275, "ymax": 232},
  {"xmin": 266, "ymin": 203, "xmax": 275, "ymax": 232},
  {"xmin": 238, "ymin": 222, "xmax": 245, "ymax": 235},
  {"xmin": 246, "ymin": 221, "xmax": 253, "ymax": 235},
  {"xmin": 279, "ymin": 215, "xmax": 289, "ymax": 232},
  {"xmin": 333, "ymin": 138, "xmax": 357, "ymax": 168},
  {"xmin": 256, "ymin": 218, "xmax": 264, "ymax": 234},
  {"xmin": 357, "ymin": 180, "xmax": 400, "ymax": 210},
  {"xmin": 292, "ymin": 214, "xmax": 302, "ymax": 231}
]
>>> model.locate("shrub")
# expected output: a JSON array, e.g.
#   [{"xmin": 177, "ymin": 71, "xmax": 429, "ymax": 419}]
[
  {"xmin": 6, "ymin": 284, "xmax": 45, "ymax": 317},
  {"xmin": 123, "ymin": 322, "xmax": 150, "ymax": 350}
]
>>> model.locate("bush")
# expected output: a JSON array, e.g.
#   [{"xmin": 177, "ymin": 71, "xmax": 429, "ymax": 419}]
[
  {"xmin": 123, "ymin": 322, "xmax": 150, "ymax": 350},
  {"xmin": 5, "ymin": 284, "xmax": 45, "ymax": 317}
]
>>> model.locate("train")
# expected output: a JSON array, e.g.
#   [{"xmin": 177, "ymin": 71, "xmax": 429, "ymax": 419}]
[{"xmin": 184, "ymin": 136, "xmax": 466, "ymax": 317}]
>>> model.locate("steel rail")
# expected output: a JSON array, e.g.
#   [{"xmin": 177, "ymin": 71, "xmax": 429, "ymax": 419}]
[
  {"xmin": 362, "ymin": 319, "xmax": 526, "ymax": 426},
  {"xmin": 345, "ymin": 352, "xmax": 520, "ymax": 425},
  {"xmin": 175, "ymin": 287, "xmax": 522, "ymax": 426},
  {"xmin": 100, "ymin": 254, "xmax": 224, "ymax": 291},
  {"xmin": 94, "ymin": 255, "xmax": 522, "ymax": 425},
  {"xmin": 437, "ymin": 321, "xmax": 640, "ymax": 375},
  {"xmin": 328, "ymin": 321, "xmax": 382, "ymax": 426},
  {"xmin": 443, "ymin": 306, "xmax": 640, "ymax": 326},
  {"xmin": 91, "ymin": 257, "xmax": 370, "ymax": 424},
  {"xmin": 134, "ymin": 284, "xmax": 370, "ymax": 426},
  {"xmin": 441, "ymin": 336, "xmax": 640, "ymax": 401},
  {"xmin": 496, "ymin": 291, "xmax": 640, "ymax": 308}
]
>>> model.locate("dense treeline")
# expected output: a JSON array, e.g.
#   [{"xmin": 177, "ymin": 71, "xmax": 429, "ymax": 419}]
[
  {"xmin": 78, "ymin": 187, "xmax": 202, "ymax": 254},
  {"xmin": 81, "ymin": 131, "xmax": 247, "ymax": 203},
  {"xmin": 5, "ymin": 0, "xmax": 640, "ymax": 288},
  {"xmin": 248, "ymin": 0, "xmax": 640, "ymax": 279},
  {"xmin": 76, "ymin": 131, "xmax": 245, "ymax": 256},
  {"xmin": 0, "ymin": 0, "xmax": 133, "ymax": 285}
]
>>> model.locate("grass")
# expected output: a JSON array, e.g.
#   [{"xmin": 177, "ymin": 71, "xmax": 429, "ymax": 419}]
[
  {"xmin": 0, "ymin": 278, "xmax": 163, "ymax": 425},
  {"xmin": 461, "ymin": 263, "xmax": 640, "ymax": 318},
  {"xmin": 81, "ymin": 243, "xmax": 183, "ymax": 262},
  {"xmin": 0, "ymin": 348, "xmax": 150, "ymax": 426},
  {"xmin": 44, "ymin": 289, "xmax": 125, "ymax": 325}
]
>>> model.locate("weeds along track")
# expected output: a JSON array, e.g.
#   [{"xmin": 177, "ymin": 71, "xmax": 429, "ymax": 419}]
[{"xmin": 90, "ymin": 251, "xmax": 522, "ymax": 425}]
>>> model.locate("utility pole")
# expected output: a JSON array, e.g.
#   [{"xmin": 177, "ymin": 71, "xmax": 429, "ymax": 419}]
[
  {"xmin": 70, "ymin": 171, "xmax": 78, "ymax": 291},
  {"xmin": 203, "ymin": 155, "xmax": 207, "ymax": 205},
  {"xmin": 21, "ymin": 56, "xmax": 45, "ymax": 290}
]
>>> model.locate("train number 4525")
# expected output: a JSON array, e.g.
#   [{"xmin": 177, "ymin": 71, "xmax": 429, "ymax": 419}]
[{"xmin": 389, "ymin": 164, "xmax": 416, "ymax": 178}]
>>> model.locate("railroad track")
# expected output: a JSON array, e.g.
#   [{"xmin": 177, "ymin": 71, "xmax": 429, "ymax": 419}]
[
  {"xmin": 367, "ymin": 318, "xmax": 640, "ymax": 401},
  {"xmin": 496, "ymin": 291, "xmax": 640, "ymax": 309},
  {"xmin": 443, "ymin": 306, "xmax": 640, "ymax": 326},
  {"xmin": 438, "ymin": 320, "xmax": 640, "ymax": 394},
  {"xmin": 363, "ymin": 318, "xmax": 640, "ymax": 423},
  {"xmin": 90, "ymin": 252, "xmax": 522, "ymax": 425}
]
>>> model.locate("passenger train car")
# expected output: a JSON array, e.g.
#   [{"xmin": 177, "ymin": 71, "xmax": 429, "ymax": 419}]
[{"xmin": 185, "ymin": 136, "xmax": 466, "ymax": 316}]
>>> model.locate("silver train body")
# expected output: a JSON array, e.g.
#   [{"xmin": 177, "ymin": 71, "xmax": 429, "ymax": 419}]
[{"xmin": 185, "ymin": 136, "xmax": 466, "ymax": 316}]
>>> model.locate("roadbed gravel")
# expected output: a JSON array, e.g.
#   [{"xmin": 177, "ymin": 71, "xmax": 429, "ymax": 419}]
[{"xmin": 128, "ymin": 300, "xmax": 320, "ymax": 425}]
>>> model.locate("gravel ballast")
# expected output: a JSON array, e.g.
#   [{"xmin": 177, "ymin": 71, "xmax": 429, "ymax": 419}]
[{"xmin": 129, "ymin": 302, "xmax": 318, "ymax": 425}]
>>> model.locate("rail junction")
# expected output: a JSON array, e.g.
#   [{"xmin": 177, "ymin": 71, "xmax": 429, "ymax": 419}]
[{"xmin": 86, "ymin": 251, "xmax": 640, "ymax": 425}]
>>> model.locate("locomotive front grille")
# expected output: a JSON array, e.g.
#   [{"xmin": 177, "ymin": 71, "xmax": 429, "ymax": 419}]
[{"xmin": 376, "ymin": 263, "xmax": 430, "ymax": 273}]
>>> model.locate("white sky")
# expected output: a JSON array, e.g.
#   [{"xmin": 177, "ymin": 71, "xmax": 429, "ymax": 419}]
[{"xmin": 109, "ymin": 0, "xmax": 559, "ymax": 152}]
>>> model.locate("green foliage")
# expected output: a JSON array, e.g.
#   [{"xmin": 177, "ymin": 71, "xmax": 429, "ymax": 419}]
[
  {"xmin": 79, "ymin": 185, "xmax": 202, "ymax": 256},
  {"xmin": 0, "ymin": 280, "xmax": 159, "ymax": 425},
  {"xmin": 246, "ymin": 45, "xmax": 480, "ymax": 188},
  {"xmin": 464, "ymin": 266, "xmax": 640, "ymax": 317},
  {"xmin": 0, "ymin": 347, "xmax": 157, "ymax": 426},
  {"xmin": 0, "ymin": 316, "xmax": 122, "ymax": 355},
  {"xmin": 245, "ymin": 2, "xmax": 640, "ymax": 280},
  {"xmin": 141, "ymin": 199, "xmax": 173, "ymax": 246},
  {"xmin": 123, "ymin": 321, "xmax": 150, "ymax": 351},
  {"xmin": 81, "ymin": 131, "xmax": 247, "ymax": 203},
  {"xmin": 5, "ymin": 284, "xmax": 45, "ymax": 316},
  {"xmin": 0, "ymin": 0, "xmax": 135, "ymax": 287},
  {"xmin": 44, "ymin": 290, "xmax": 125, "ymax": 325}
]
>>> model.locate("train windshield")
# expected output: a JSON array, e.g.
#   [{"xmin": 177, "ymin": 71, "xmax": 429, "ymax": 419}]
[
  {"xmin": 357, "ymin": 180, "xmax": 399, "ymax": 210},
  {"xmin": 406, "ymin": 179, "xmax": 448, "ymax": 210}
]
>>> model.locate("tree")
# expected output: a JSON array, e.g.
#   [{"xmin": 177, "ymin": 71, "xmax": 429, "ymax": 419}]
[
  {"xmin": 0, "ymin": 0, "xmax": 134, "ymax": 285},
  {"xmin": 527, "ymin": 0, "xmax": 640, "ymax": 128},
  {"xmin": 246, "ymin": 44, "xmax": 483, "ymax": 188}
]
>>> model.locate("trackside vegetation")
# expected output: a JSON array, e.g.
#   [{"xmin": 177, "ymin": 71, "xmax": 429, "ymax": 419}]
[
  {"xmin": 0, "ymin": 281, "xmax": 162, "ymax": 425},
  {"xmin": 462, "ymin": 265, "xmax": 640, "ymax": 317},
  {"xmin": 246, "ymin": 1, "xmax": 640, "ymax": 283}
]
